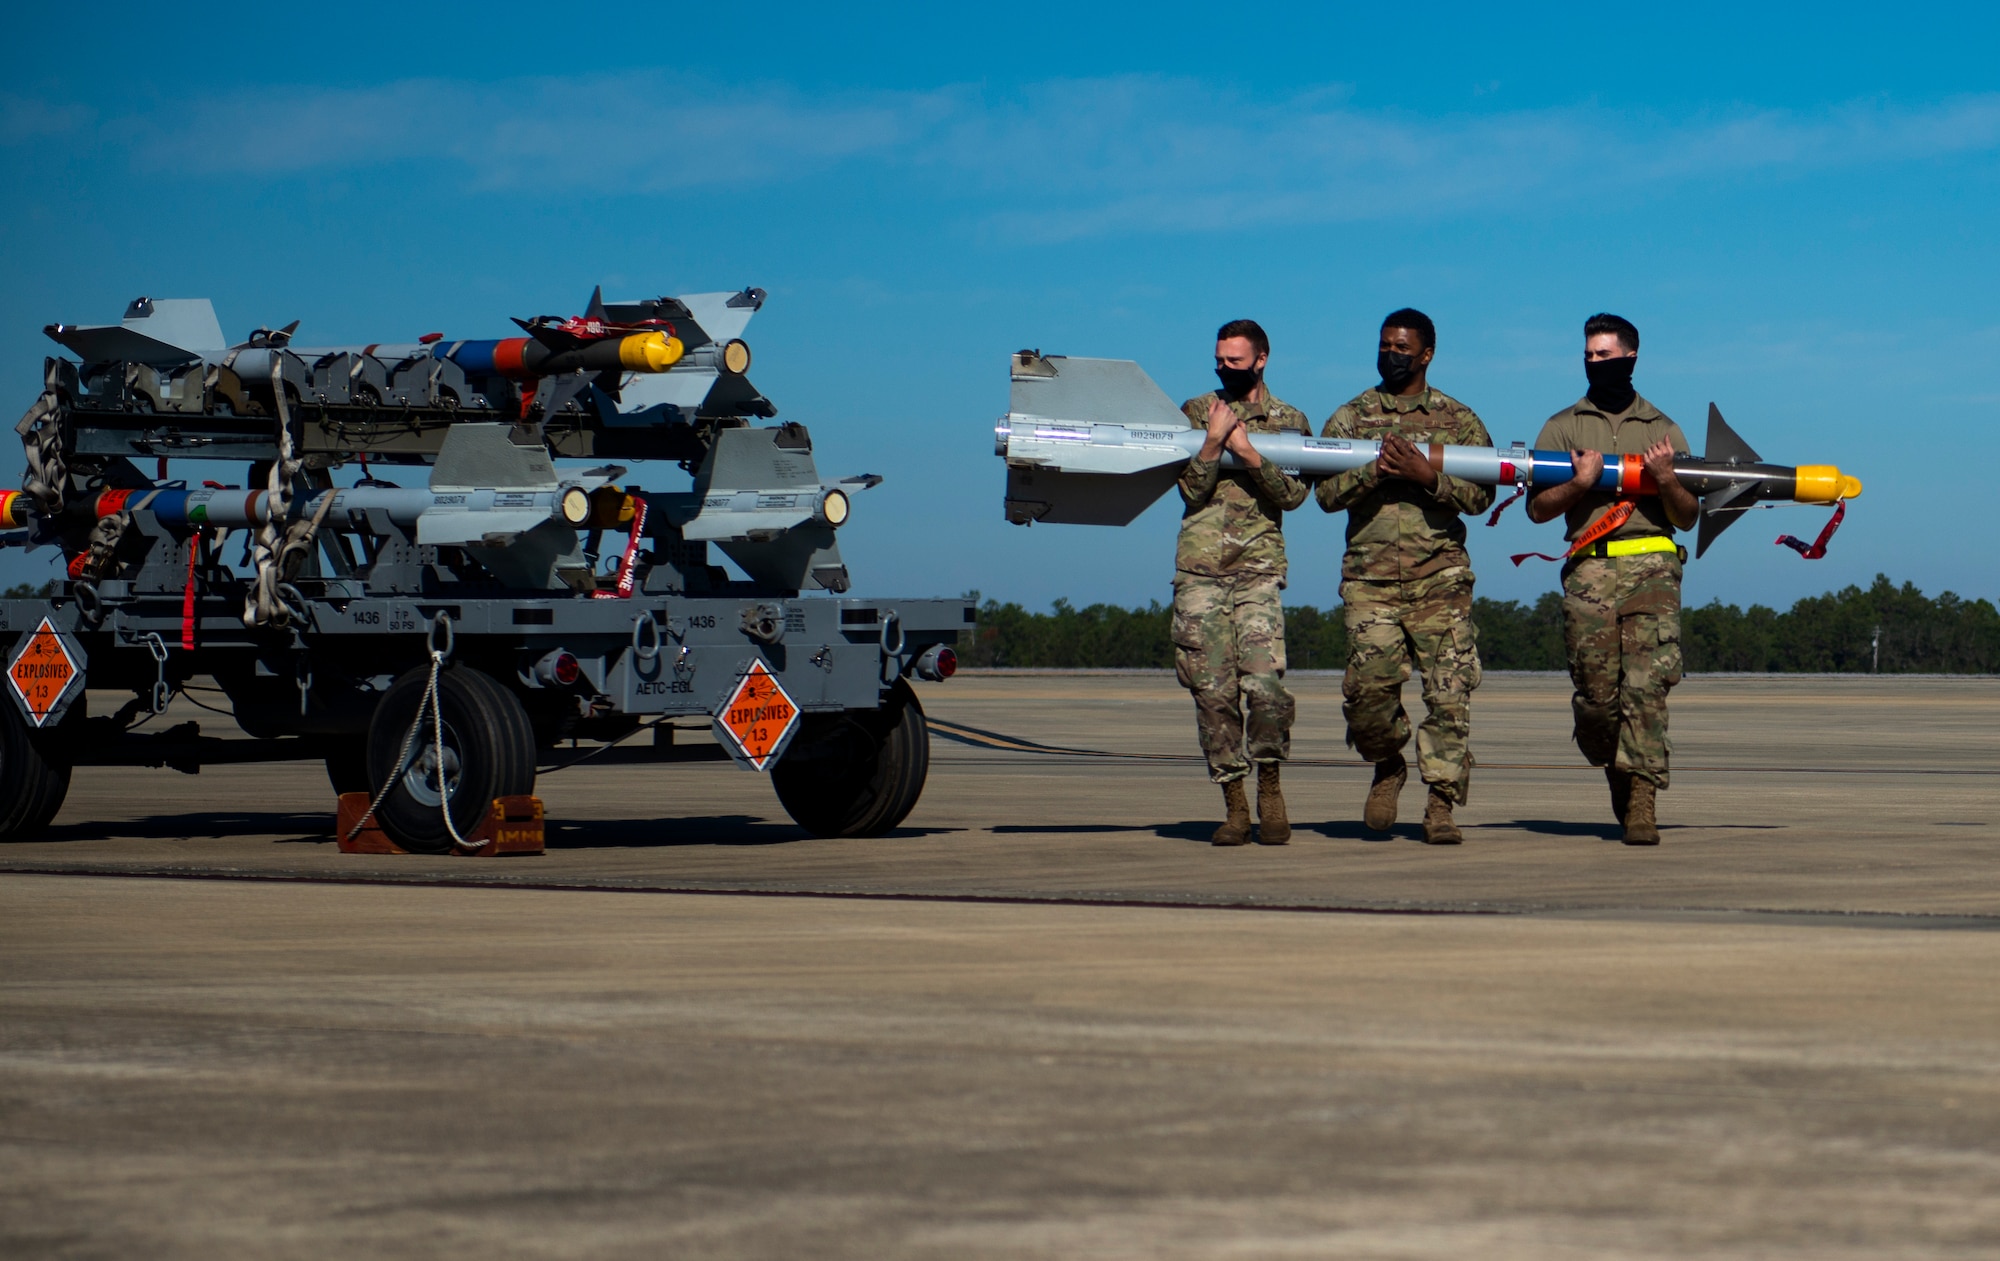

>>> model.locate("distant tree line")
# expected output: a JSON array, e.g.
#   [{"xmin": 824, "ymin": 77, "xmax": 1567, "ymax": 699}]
[{"xmin": 960, "ymin": 576, "xmax": 2000, "ymax": 674}]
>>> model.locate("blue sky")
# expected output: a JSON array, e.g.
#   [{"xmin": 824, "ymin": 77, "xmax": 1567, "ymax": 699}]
[{"xmin": 3, "ymin": 3, "xmax": 1995, "ymax": 612}]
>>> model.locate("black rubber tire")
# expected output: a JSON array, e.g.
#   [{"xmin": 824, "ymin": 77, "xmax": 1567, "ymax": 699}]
[
  {"xmin": 771, "ymin": 679, "xmax": 929, "ymax": 838},
  {"xmin": 364, "ymin": 664, "xmax": 535, "ymax": 854},
  {"xmin": 0, "ymin": 699, "xmax": 72, "ymax": 841},
  {"xmin": 20, "ymin": 759, "xmax": 72, "ymax": 837},
  {"xmin": 325, "ymin": 746, "xmax": 370, "ymax": 796}
]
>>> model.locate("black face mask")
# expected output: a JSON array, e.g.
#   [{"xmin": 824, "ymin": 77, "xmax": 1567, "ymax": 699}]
[
  {"xmin": 1214, "ymin": 365, "xmax": 1260, "ymax": 397},
  {"xmin": 1585, "ymin": 355, "xmax": 1637, "ymax": 411},
  {"xmin": 1377, "ymin": 350, "xmax": 1419, "ymax": 392}
]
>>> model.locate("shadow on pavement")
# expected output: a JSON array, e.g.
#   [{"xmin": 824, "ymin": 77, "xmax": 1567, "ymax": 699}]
[
  {"xmin": 992, "ymin": 821, "xmax": 1239, "ymax": 844},
  {"xmin": 1477, "ymin": 818, "xmax": 1623, "ymax": 841},
  {"xmin": 1307, "ymin": 820, "xmax": 1424, "ymax": 843},
  {"xmin": 1478, "ymin": 819, "xmax": 1785, "ymax": 840},
  {"xmin": 546, "ymin": 817, "xmax": 965, "ymax": 848},
  {"xmin": 26, "ymin": 813, "xmax": 333, "ymax": 845}
]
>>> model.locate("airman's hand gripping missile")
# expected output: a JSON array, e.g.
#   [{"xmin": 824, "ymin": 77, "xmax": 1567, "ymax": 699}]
[{"xmin": 994, "ymin": 353, "xmax": 1861, "ymax": 558}]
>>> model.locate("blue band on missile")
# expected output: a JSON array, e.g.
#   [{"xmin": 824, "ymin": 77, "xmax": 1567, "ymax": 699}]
[
  {"xmin": 145, "ymin": 490, "xmax": 190, "ymax": 526},
  {"xmin": 1524, "ymin": 450, "xmax": 1576, "ymax": 486},
  {"xmin": 447, "ymin": 340, "xmax": 502, "ymax": 375}
]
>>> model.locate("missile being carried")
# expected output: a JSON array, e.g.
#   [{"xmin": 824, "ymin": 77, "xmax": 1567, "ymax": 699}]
[{"xmin": 996, "ymin": 353, "xmax": 1862, "ymax": 557}]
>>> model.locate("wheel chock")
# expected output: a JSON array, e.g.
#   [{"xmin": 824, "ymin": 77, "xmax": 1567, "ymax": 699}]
[
  {"xmin": 336, "ymin": 793, "xmax": 406, "ymax": 854},
  {"xmin": 334, "ymin": 793, "xmax": 546, "ymax": 856},
  {"xmin": 460, "ymin": 795, "xmax": 545, "ymax": 856}
]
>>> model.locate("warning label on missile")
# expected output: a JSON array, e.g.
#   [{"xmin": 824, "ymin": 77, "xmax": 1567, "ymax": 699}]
[
  {"xmin": 9, "ymin": 619, "xmax": 81, "ymax": 727},
  {"xmin": 716, "ymin": 661, "xmax": 800, "ymax": 771}
]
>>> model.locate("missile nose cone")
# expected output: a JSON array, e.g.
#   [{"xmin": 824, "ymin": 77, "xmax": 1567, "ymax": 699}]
[
  {"xmin": 618, "ymin": 331, "xmax": 685, "ymax": 373},
  {"xmin": 1793, "ymin": 465, "xmax": 1861, "ymax": 504}
]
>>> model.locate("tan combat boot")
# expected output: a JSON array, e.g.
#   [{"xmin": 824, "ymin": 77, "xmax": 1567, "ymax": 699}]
[
  {"xmin": 1363, "ymin": 752, "xmax": 1407, "ymax": 832},
  {"xmin": 1623, "ymin": 779, "xmax": 1661, "ymax": 846},
  {"xmin": 1212, "ymin": 779, "xmax": 1253, "ymax": 846},
  {"xmin": 1606, "ymin": 767, "xmax": 1633, "ymax": 826},
  {"xmin": 1255, "ymin": 763, "xmax": 1290, "ymax": 845},
  {"xmin": 1421, "ymin": 789, "xmax": 1463, "ymax": 845}
]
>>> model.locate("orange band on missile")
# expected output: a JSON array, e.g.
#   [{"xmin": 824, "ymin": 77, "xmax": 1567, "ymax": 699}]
[
  {"xmin": 97, "ymin": 489, "xmax": 135, "ymax": 516},
  {"xmin": 0, "ymin": 491, "xmax": 23, "ymax": 528},
  {"xmin": 492, "ymin": 338, "xmax": 529, "ymax": 376},
  {"xmin": 1618, "ymin": 454, "xmax": 1656, "ymax": 495}
]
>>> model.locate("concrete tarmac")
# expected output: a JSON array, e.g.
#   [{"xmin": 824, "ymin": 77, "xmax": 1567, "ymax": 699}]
[{"xmin": 2, "ymin": 673, "xmax": 1997, "ymax": 1257}]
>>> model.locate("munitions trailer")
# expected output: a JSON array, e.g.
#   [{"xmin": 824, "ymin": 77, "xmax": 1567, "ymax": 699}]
[{"xmin": 0, "ymin": 288, "xmax": 971, "ymax": 851}]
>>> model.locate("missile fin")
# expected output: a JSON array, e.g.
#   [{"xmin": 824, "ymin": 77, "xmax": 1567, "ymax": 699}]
[
  {"xmin": 1003, "ymin": 465, "xmax": 1179, "ymax": 526},
  {"xmin": 1695, "ymin": 479, "xmax": 1760, "ymax": 558},
  {"xmin": 1704, "ymin": 403, "xmax": 1763, "ymax": 465},
  {"xmin": 585, "ymin": 285, "xmax": 608, "ymax": 322},
  {"xmin": 45, "ymin": 323, "xmax": 202, "ymax": 366},
  {"xmin": 47, "ymin": 298, "xmax": 229, "ymax": 364},
  {"xmin": 1006, "ymin": 355, "xmax": 1188, "ymax": 430},
  {"xmin": 515, "ymin": 318, "xmax": 585, "ymax": 352},
  {"xmin": 430, "ymin": 422, "xmax": 559, "ymax": 491}
]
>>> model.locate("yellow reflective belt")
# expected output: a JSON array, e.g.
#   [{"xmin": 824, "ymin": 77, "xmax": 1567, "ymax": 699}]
[{"xmin": 1603, "ymin": 535, "xmax": 1679, "ymax": 557}]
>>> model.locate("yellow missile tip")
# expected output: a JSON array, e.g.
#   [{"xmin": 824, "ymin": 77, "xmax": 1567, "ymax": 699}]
[
  {"xmin": 586, "ymin": 486, "xmax": 636, "ymax": 529},
  {"xmin": 619, "ymin": 331, "xmax": 686, "ymax": 372},
  {"xmin": 1794, "ymin": 465, "xmax": 1862, "ymax": 504}
]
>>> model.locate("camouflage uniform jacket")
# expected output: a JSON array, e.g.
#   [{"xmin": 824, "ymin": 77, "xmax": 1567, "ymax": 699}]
[
  {"xmin": 1534, "ymin": 393, "xmax": 1691, "ymax": 543},
  {"xmin": 1314, "ymin": 387, "xmax": 1495, "ymax": 582},
  {"xmin": 1174, "ymin": 389, "xmax": 1313, "ymax": 578}
]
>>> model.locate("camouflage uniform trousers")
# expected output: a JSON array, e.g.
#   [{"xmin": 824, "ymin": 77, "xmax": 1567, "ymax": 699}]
[
  {"xmin": 1562, "ymin": 552, "xmax": 1684, "ymax": 789},
  {"xmin": 1340, "ymin": 570, "xmax": 1482, "ymax": 803},
  {"xmin": 1171, "ymin": 572, "xmax": 1295, "ymax": 784}
]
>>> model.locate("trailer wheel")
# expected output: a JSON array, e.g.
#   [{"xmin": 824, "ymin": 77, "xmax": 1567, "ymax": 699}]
[
  {"xmin": 364, "ymin": 665, "xmax": 535, "ymax": 854},
  {"xmin": 771, "ymin": 679, "xmax": 929, "ymax": 838},
  {"xmin": 325, "ymin": 746, "xmax": 370, "ymax": 796},
  {"xmin": 0, "ymin": 700, "xmax": 72, "ymax": 842}
]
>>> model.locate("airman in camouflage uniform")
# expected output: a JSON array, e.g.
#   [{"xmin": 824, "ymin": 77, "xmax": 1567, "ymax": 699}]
[
  {"xmin": 1174, "ymin": 319, "xmax": 1312, "ymax": 846},
  {"xmin": 1527, "ymin": 313, "xmax": 1698, "ymax": 846},
  {"xmin": 1315, "ymin": 310, "xmax": 1493, "ymax": 844}
]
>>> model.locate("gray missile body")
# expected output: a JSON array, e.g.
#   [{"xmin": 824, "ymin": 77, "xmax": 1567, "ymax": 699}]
[{"xmin": 996, "ymin": 354, "xmax": 1860, "ymax": 557}]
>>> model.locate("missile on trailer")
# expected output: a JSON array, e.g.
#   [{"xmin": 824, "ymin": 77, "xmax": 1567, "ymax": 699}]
[
  {"xmin": 38, "ymin": 287, "xmax": 775, "ymax": 453},
  {"xmin": 46, "ymin": 423, "xmax": 873, "ymax": 593},
  {"xmin": 994, "ymin": 353, "xmax": 1861, "ymax": 557}
]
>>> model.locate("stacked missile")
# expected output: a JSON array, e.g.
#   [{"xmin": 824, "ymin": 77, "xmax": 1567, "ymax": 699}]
[
  {"xmin": 25, "ymin": 425, "xmax": 869, "ymax": 552},
  {"xmin": 38, "ymin": 287, "xmax": 770, "ymax": 429}
]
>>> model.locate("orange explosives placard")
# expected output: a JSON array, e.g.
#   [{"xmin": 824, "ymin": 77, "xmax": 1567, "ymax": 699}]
[
  {"xmin": 9, "ymin": 619, "xmax": 80, "ymax": 727},
  {"xmin": 717, "ymin": 661, "xmax": 800, "ymax": 770}
]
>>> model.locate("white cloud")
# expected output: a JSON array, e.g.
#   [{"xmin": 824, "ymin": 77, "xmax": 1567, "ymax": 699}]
[
  {"xmin": 0, "ymin": 95, "xmax": 92, "ymax": 144},
  {"xmin": 72, "ymin": 74, "xmax": 2000, "ymax": 236},
  {"xmin": 119, "ymin": 74, "xmax": 962, "ymax": 191}
]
